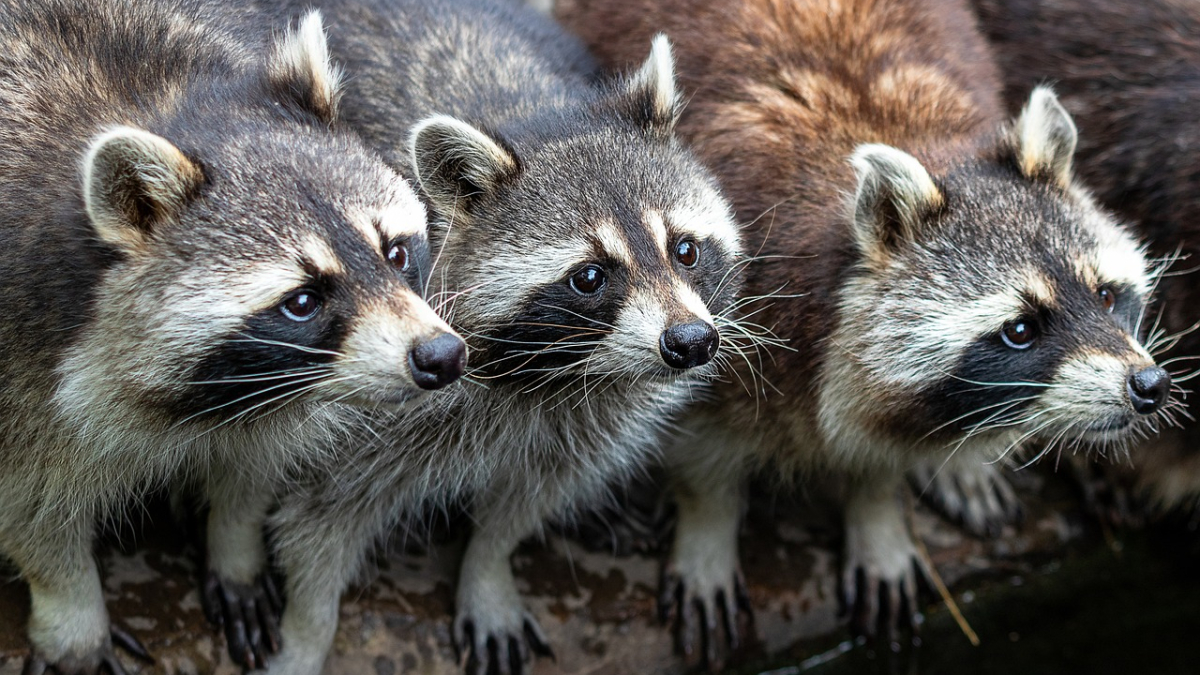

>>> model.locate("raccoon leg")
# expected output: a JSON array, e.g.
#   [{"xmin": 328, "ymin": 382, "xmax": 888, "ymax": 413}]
[
  {"xmin": 841, "ymin": 473, "xmax": 924, "ymax": 639},
  {"xmin": 660, "ymin": 463, "xmax": 749, "ymax": 673},
  {"xmin": 907, "ymin": 456, "xmax": 1023, "ymax": 537},
  {"xmin": 11, "ymin": 516, "xmax": 150, "ymax": 674},
  {"xmin": 201, "ymin": 474, "xmax": 282, "ymax": 670},
  {"xmin": 252, "ymin": 501, "xmax": 380, "ymax": 675},
  {"xmin": 454, "ymin": 503, "xmax": 555, "ymax": 675}
]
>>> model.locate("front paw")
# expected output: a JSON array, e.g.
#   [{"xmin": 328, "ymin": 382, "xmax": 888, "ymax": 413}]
[
  {"xmin": 202, "ymin": 570, "xmax": 283, "ymax": 670},
  {"xmin": 910, "ymin": 460, "xmax": 1023, "ymax": 537},
  {"xmin": 658, "ymin": 564, "xmax": 752, "ymax": 672},
  {"xmin": 840, "ymin": 537, "xmax": 922, "ymax": 640},
  {"xmin": 23, "ymin": 626, "xmax": 152, "ymax": 675},
  {"xmin": 452, "ymin": 607, "xmax": 553, "ymax": 675}
]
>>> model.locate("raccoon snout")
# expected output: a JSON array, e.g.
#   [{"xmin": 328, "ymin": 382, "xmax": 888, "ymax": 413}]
[
  {"xmin": 408, "ymin": 333, "xmax": 467, "ymax": 390},
  {"xmin": 659, "ymin": 321, "xmax": 720, "ymax": 369},
  {"xmin": 1127, "ymin": 365, "xmax": 1171, "ymax": 415}
]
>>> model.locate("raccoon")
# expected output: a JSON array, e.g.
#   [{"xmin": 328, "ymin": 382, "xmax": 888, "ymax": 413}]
[
  {"xmin": 199, "ymin": 1, "xmax": 744, "ymax": 673},
  {"xmin": 554, "ymin": 0, "xmax": 1173, "ymax": 665},
  {"xmin": 972, "ymin": 0, "xmax": 1200, "ymax": 521},
  {"xmin": 0, "ymin": 2, "xmax": 464, "ymax": 672}
]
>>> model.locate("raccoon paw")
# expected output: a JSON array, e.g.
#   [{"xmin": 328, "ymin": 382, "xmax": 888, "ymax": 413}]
[
  {"xmin": 909, "ymin": 460, "xmax": 1023, "ymax": 537},
  {"xmin": 201, "ymin": 570, "xmax": 283, "ymax": 670},
  {"xmin": 452, "ymin": 608, "xmax": 554, "ymax": 675},
  {"xmin": 840, "ymin": 538, "xmax": 923, "ymax": 640},
  {"xmin": 657, "ymin": 565, "xmax": 752, "ymax": 672},
  {"xmin": 23, "ymin": 626, "xmax": 152, "ymax": 675}
]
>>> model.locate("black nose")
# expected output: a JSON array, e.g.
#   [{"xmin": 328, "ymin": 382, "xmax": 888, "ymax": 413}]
[
  {"xmin": 408, "ymin": 333, "xmax": 466, "ymax": 391},
  {"xmin": 1127, "ymin": 365, "xmax": 1170, "ymax": 415},
  {"xmin": 659, "ymin": 321, "xmax": 720, "ymax": 369}
]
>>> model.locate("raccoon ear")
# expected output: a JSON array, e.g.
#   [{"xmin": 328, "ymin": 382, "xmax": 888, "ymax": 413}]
[
  {"xmin": 614, "ymin": 34, "xmax": 682, "ymax": 138},
  {"xmin": 409, "ymin": 115, "xmax": 521, "ymax": 217},
  {"xmin": 1013, "ymin": 85, "xmax": 1077, "ymax": 189},
  {"xmin": 83, "ymin": 126, "xmax": 204, "ymax": 251},
  {"xmin": 268, "ymin": 10, "xmax": 343, "ymax": 124},
  {"xmin": 850, "ymin": 144, "xmax": 944, "ymax": 259}
]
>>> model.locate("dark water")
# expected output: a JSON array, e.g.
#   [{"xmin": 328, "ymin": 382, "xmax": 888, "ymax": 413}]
[{"xmin": 745, "ymin": 529, "xmax": 1200, "ymax": 675}]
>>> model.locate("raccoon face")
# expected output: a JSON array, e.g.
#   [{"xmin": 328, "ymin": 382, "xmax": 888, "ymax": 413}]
[
  {"xmin": 57, "ymin": 12, "xmax": 465, "ymax": 427},
  {"xmin": 822, "ymin": 87, "xmax": 1171, "ymax": 458},
  {"xmin": 408, "ymin": 36, "xmax": 742, "ymax": 387}
]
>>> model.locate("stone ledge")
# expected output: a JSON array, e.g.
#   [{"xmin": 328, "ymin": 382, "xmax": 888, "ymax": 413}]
[{"xmin": 0, "ymin": 470, "xmax": 1093, "ymax": 674}]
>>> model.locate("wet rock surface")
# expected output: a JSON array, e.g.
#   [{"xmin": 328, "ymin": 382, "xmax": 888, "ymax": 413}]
[{"xmin": 0, "ymin": 468, "xmax": 1177, "ymax": 675}]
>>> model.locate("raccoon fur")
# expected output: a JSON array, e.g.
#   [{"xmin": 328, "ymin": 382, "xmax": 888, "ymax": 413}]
[
  {"xmin": 204, "ymin": 1, "xmax": 745, "ymax": 674},
  {"xmin": 0, "ymin": 2, "xmax": 465, "ymax": 672},
  {"xmin": 554, "ymin": 0, "xmax": 1173, "ymax": 664},
  {"xmin": 972, "ymin": 0, "xmax": 1200, "ymax": 522}
]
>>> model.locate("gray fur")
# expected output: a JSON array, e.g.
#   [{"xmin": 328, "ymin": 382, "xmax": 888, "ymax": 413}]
[
  {"xmin": 232, "ymin": 0, "xmax": 744, "ymax": 673},
  {"xmin": 0, "ymin": 1, "xmax": 453, "ymax": 670}
]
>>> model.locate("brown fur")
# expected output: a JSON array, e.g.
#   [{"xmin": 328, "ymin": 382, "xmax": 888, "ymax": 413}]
[
  {"xmin": 557, "ymin": 0, "xmax": 1004, "ymax": 465},
  {"xmin": 554, "ymin": 0, "xmax": 1171, "ymax": 662}
]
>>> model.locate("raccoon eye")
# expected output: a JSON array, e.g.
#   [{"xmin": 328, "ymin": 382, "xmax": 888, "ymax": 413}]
[
  {"xmin": 386, "ymin": 240, "xmax": 410, "ymax": 272},
  {"xmin": 280, "ymin": 290, "xmax": 322, "ymax": 322},
  {"xmin": 569, "ymin": 265, "xmax": 607, "ymax": 295},
  {"xmin": 1098, "ymin": 287, "xmax": 1116, "ymax": 313},
  {"xmin": 1001, "ymin": 320, "xmax": 1038, "ymax": 350},
  {"xmin": 675, "ymin": 239, "xmax": 700, "ymax": 268}
]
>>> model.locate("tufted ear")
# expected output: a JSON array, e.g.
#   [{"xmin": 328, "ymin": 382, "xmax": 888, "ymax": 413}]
[
  {"xmin": 850, "ymin": 144, "xmax": 944, "ymax": 261},
  {"xmin": 1013, "ymin": 85, "xmax": 1077, "ymax": 189},
  {"xmin": 611, "ymin": 33, "xmax": 682, "ymax": 138},
  {"xmin": 268, "ymin": 10, "xmax": 343, "ymax": 124},
  {"xmin": 83, "ymin": 126, "xmax": 204, "ymax": 251},
  {"xmin": 409, "ymin": 115, "xmax": 520, "ymax": 219}
]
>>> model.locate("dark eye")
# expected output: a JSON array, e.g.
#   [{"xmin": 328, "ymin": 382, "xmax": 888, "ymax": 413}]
[
  {"xmin": 1098, "ymin": 286, "xmax": 1116, "ymax": 313},
  {"xmin": 1001, "ymin": 320, "xmax": 1038, "ymax": 349},
  {"xmin": 386, "ymin": 240, "xmax": 410, "ymax": 272},
  {"xmin": 675, "ymin": 239, "xmax": 700, "ymax": 267},
  {"xmin": 569, "ymin": 265, "xmax": 607, "ymax": 295},
  {"xmin": 280, "ymin": 290, "xmax": 322, "ymax": 322}
]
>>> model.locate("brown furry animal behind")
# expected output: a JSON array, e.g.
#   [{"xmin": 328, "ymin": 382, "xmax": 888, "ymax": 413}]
[
  {"xmin": 974, "ymin": 0, "xmax": 1200, "ymax": 521},
  {"xmin": 555, "ymin": 0, "xmax": 1170, "ymax": 667}
]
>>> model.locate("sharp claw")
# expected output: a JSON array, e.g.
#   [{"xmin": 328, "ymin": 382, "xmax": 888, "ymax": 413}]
[
  {"xmin": 227, "ymin": 608, "xmax": 252, "ymax": 670},
  {"xmin": 486, "ymin": 636, "xmax": 501, "ymax": 675},
  {"xmin": 110, "ymin": 625, "xmax": 153, "ymax": 664},
  {"xmin": 697, "ymin": 597, "xmax": 721, "ymax": 672},
  {"xmin": 259, "ymin": 593, "xmax": 283, "ymax": 654},
  {"xmin": 678, "ymin": 594, "xmax": 698, "ymax": 659},
  {"xmin": 262, "ymin": 574, "xmax": 284, "ymax": 614},
  {"xmin": 515, "ymin": 631, "xmax": 531, "ymax": 666},
  {"xmin": 904, "ymin": 571, "xmax": 919, "ymax": 616},
  {"xmin": 202, "ymin": 572, "xmax": 224, "ymax": 628},
  {"xmin": 841, "ymin": 566, "xmax": 859, "ymax": 617},
  {"xmin": 657, "ymin": 569, "xmax": 679, "ymax": 624},
  {"xmin": 734, "ymin": 573, "xmax": 753, "ymax": 614},
  {"xmin": 252, "ymin": 629, "xmax": 270, "ymax": 669},
  {"xmin": 864, "ymin": 574, "xmax": 881, "ymax": 636},
  {"xmin": 522, "ymin": 615, "xmax": 554, "ymax": 660},
  {"xmin": 20, "ymin": 656, "xmax": 47, "ymax": 675},
  {"xmin": 885, "ymin": 580, "xmax": 903, "ymax": 640},
  {"xmin": 718, "ymin": 588, "xmax": 739, "ymax": 652},
  {"xmin": 510, "ymin": 636, "xmax": 528, "ymax": 675},
  {"xmin": 493, "ymin": 636, "xmax": 511, "ymax": 675},
  {"xmin": 101, "ymin": 654, "xmax": 130, "ymax": 675},
  {"xmin": 462, "ymin": 620, "xmax": 484, "ymax": 675},
  {"xmin": 245, "ymin": 598, "xmax": 265, "ymax": 666},
  {"xmin": 452, "ymin": 617, "xmax": 470, "ymax": 656}
]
